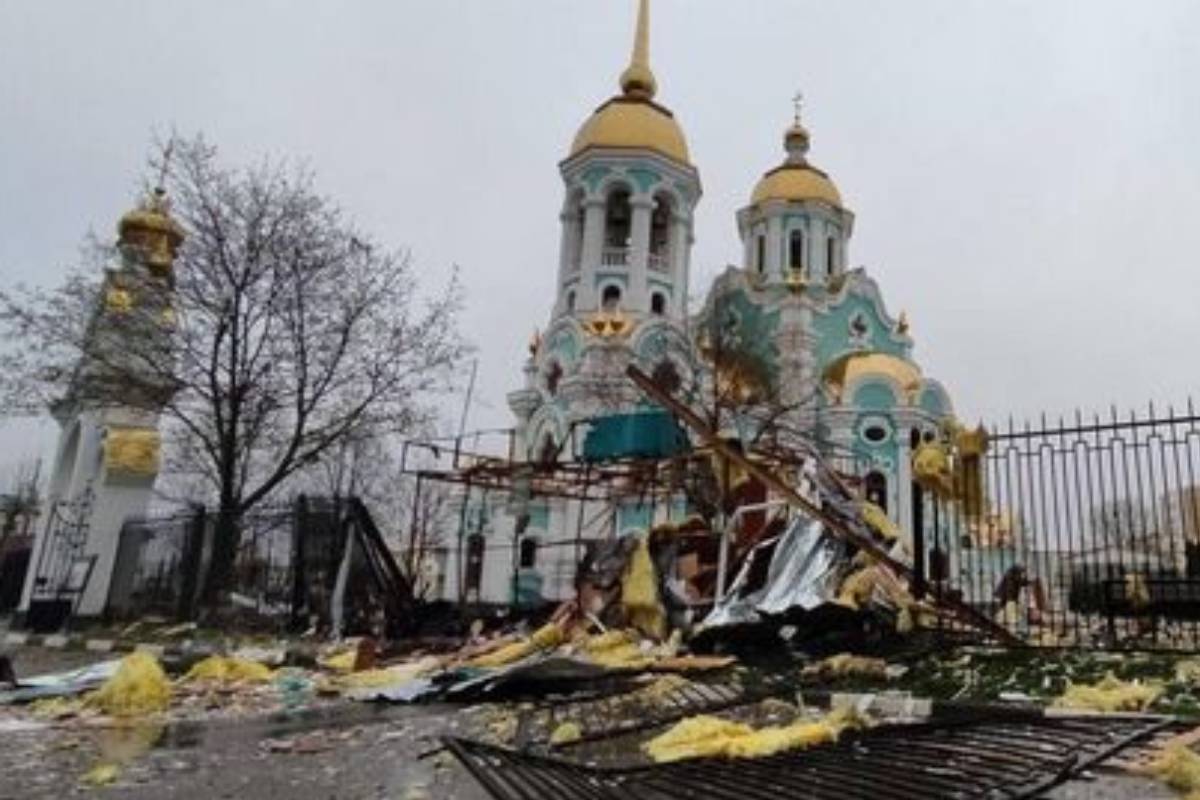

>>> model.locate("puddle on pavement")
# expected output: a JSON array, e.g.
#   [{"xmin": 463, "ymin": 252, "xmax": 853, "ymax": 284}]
[{"xmin": 152, "ymin": 701, "xmax": 405, "ymax": 751}]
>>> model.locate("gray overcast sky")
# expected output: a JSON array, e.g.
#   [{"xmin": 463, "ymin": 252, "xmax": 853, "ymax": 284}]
[{"xmin": 3, "ymin": 0, "xmax": 1200, "ymax": 478}]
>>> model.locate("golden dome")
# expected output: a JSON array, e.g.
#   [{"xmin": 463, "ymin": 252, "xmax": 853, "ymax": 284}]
[
  {"xmin": 824, "ymin": 352, "xmax": 922, "ymax": 403},
  {"xmin": 118, "ymin": 188, "xmax": 184, "ymax": 274},
  {"xmin": 751, "ymin": 164, "xmax": 842, "ymax": 207},
  {"xmin": 749, "ymin": 114, "xmax": 842, "ymax": 208},
  {"xmin": 570, "ymin": 97, "xmax": 690, "ymax": 164},
  {"xmin": 567, "ymin": 0, "xmax": 691, "ymax": 166}
]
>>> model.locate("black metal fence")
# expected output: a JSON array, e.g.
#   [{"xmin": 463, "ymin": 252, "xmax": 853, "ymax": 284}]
[
  {"xmin": 105, "ymin": 498, "xmax": 348, "ymax": 631},
  {"xmin": 919, "ymin": 402, "xmax": 1200, "ymax": 650}
]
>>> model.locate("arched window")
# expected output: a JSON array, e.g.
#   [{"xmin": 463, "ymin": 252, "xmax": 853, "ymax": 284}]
[
  {"xmin": 865, "ymin": 471, "xmax": 888, "ymax": 513},
  {"xmin": 565, "ymin": 290, "xmax": 576, "ymax": 312},
  {"xmin": 601, "ymin": 284, "xmax": 622, "ymax": 312},
  {"xmin": 756, "ymin": 235, "xmax": 766, "ymax": 273},
  {"xmin": 538, "ymin": 433, "xmax": 557, "ymax": 465},
  {"xmin": 826, "ymin": 236, "xmax": 836, "ymax": 276},
  {"xmin": 650, "ymin": 292, "xmax": 666, "ymax": 315},
  {"xmin": 466, "ymin": 533, "xmax": 485, "ymax": 597},
  {"xmin": 789, "ymin": 229, "xmax": 805, "ymax": 271},
  {"xmin": 651, "ymin": 359, "xmax": 682, "ymax": 394},
  {"xmin": 650, "ymin": 194, "xmax": 673, "ymax": 267},
  {"xmin": 544, "ymin": 361, "xmax": 563, "ymax": 396},
  {"xmin": 604, "ymin": 188, "xmax": 632, "ymax": 250},
  {"xmin": 519, "ymin": 537, "xmax": 539, "ymax": 569}
]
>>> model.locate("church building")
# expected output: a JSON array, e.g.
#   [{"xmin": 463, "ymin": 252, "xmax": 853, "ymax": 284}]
[{"xmin": 442, "ymin": 0, "xmax": 961, "ymax": 608}]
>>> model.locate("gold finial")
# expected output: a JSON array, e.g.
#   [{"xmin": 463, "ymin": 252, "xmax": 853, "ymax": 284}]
[
  {"xmin": 619, "ymin": 0, "xmax": 657, "ymax": 100},
  {"xmin": 784, "ymin": 91, "xmax": 810, "ymax": 163},
  {"xmin": 897, "ymin": 311, "xmax": 910, "ymax": 334}
]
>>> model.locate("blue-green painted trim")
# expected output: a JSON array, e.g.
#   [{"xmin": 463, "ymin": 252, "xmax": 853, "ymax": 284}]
[
  {"xmin": 594, "ymin": 272, "xmax": 630, "ymax": 289},
  {"xmin": 581, "ymin": 165, "xmax": 613, "ymax": 191},
  {"xmin": 627, "ymin": 166, "xmax": 661, "ymax": 193}
]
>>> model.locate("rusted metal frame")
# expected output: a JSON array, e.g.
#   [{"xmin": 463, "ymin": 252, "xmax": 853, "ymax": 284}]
[{"xmin": 625, "ymin": 364, "xmax": 1023, "ymax": 647}]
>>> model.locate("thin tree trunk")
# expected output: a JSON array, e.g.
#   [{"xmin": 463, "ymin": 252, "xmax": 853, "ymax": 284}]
[{"xmin": 202, "ymin": 502, "xmax": 241, "ymax": 606}]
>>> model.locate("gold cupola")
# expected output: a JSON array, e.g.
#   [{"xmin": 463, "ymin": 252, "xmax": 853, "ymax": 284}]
[
  {"xmin": 568, "ymin": 0, "xmax": 691, "ymax": 166},
  {"xmin": 117, "ymin": 187, "xmax": 185, "ymax": 276},
  {"xmin": 750, "ymin": 110, "xmax": 842, "ymax": 208}
]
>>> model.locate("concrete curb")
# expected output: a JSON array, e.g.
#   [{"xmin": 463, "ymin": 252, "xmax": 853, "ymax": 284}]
[
  {"xmin": 3, "ymin": 630, "xmax": 217, "ymax": 661},
  {"xmin": 3, "ymin": 630, "xmax": 319, "ymax": 666}
]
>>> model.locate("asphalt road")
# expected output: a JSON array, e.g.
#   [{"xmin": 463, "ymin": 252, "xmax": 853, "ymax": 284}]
[
  {"xmin": 0, "ymin": 642, "xmax": 1181, "ymax": 799},
  {"xmin": 1, "ymin": 697, "xmax": 492, "ymax": 799}
]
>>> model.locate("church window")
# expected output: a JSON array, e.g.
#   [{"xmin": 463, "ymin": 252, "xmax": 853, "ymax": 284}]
[
  {"xmin": 755, "ymin": 235, "xmax": 765, "ymax": 273},
  {"xmin": 865, "ymin": 471, "xmax": 888, "ymax": 512},
  {"xmin": 466, "ymin": 533, "xmax": 485, "ymax": 597},
  {"xmin": 565, "ymin": 290, "xmax": 576, "ymax": 312},
  {"xmin": 545, "ymin": 361, "xmax": 563, "ymax": 396},
  {"xmin": 789, "ymin": 229, "xmax": 804, "ymax": 270},
  {"xmin": 604, "ymin": 188, "xmax": 632, "ymax": 249},
  {"xmin": 538, "ymin": 433, "xmax": 557, "ymax": 465},
  {"xmin": 826, "ymin": 236, "xmax": 836, "ymax": 276},
  {"xmin": 929, "ymin": 547, "xmax": 949, "ymax": 581},
  {"xmin": 602, "ymin": 284, "xmax": 622, "ymax": 311},
  {"xmin": 651, "ymin": 292, "xmax": 666, "ymax": 315},
  {"xmin": 519, "ymin": 536, "xmax": 539, "ymax": 568},
  {"xmin": 863, "ymin": 425, "xmax": 888, "ymax": 444},
  {"xmin": 651, "ymin": 359, "xmax": 682, "ymax": 394}
]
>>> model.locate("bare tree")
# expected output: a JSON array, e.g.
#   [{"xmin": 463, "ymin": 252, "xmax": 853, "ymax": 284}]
[{"xmin": 0, "ymin": 134, "xmax": 467, "ymax": 606}]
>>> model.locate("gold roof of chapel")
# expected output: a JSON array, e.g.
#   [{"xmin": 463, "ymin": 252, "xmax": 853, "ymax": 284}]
[
  {"xmin": 750, "ymin": 118, "xmax": 843, "ymax": 208},
  {"xmin": 568, "ymin": 0, "xmax": 691, "ymax": 166},
  {"xmin": 824, "ymin": 352, "xmax": 922, "ymax": 402}
]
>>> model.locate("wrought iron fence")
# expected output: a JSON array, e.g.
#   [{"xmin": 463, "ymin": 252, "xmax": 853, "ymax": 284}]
[
  {"xmin": 105, "ymin": 499, "xmax": 346, "ymax": 630},
  {"xmin": 920, "ymin": 401, "xmax": 1200, "ymax": 650}
]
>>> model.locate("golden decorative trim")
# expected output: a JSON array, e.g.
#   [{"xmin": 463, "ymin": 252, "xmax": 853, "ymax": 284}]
[
  {"xmin": 105, "ymin": 287, "xmax": 133, "ymax": 314},
  {"xmin": 104, "ymin": 427, "xmax": 161, "ymax": 478}
]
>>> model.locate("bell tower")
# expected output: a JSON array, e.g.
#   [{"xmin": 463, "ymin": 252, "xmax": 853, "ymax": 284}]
[
  {"xmin": 509, "ymin": 0, "xmax": 702, "ymax": 461},
  {"xmin": 20, "ymin": 188, "xmax": 182, "ymax": 623}
]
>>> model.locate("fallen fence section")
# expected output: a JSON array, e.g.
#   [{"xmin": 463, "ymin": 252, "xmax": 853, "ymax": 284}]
[
  {"xmin": 448, "ymin": 713, "xmax": 1171, "ymax": 800},
  {"xmin": 519, "ymin": 672, "xmax": 795, "ymax": 750}
]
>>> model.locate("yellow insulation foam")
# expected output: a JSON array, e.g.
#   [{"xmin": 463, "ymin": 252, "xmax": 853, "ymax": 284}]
[
  {"xmin": 1053, "ymin": 672, "xmax": 1161, "ymax": 713},
  {"xmin": 643, "ymin": 706, "xmax": 863, "ymax": 763}
]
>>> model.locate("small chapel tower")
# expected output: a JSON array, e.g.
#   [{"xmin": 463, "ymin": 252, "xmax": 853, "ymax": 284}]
[
  {"xmin": 737, "ymin": 102, "xmax": 855, "ymax": 286},
  {"xmin": 19, "ymin": 188, "xmax": 183, "ymax": 623}
]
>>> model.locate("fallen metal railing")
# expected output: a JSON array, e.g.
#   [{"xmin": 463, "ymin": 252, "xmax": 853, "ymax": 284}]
[{"xmin": 449, "ymin": 712, "xmax": 1171, "ymax": 800}]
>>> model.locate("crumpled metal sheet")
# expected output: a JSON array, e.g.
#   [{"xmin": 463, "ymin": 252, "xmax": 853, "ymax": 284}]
[
  {"xmin": 0, "ymin": 658, "xmax": 121, "ymax": 705},
  {"xmin": 443, "ymin": 656, "xmax": 620, "ymax": 701},
  {"xmin": 702, "ymin": 515, "xmax": 849, "ymax": 629}
]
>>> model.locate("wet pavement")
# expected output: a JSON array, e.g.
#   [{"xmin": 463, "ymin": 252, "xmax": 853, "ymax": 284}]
[
  {"xmin": 0, "ymin": 696, "xmax": 1173, "ymax": 800},
  {"xmin": 0, "ymin": 699, "xmax": 491, "ymax": 799},
  {"xmin": 0, "ymin": 640, "xmax": 1184, "ymax": 799}
]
